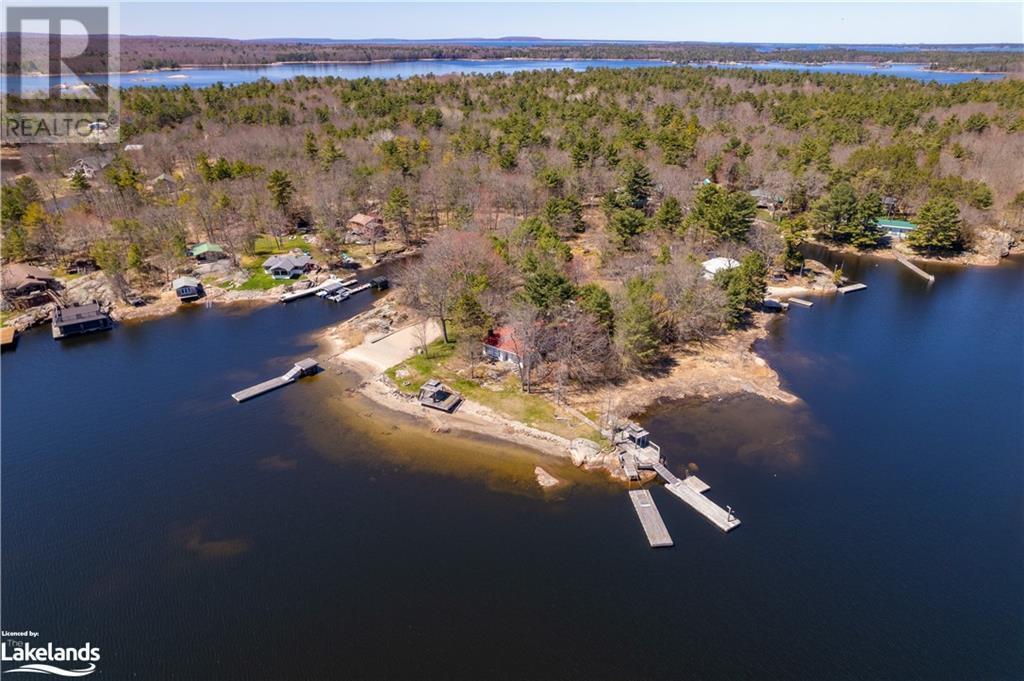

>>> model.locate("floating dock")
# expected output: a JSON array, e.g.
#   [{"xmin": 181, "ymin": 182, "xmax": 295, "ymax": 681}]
[
  {"xmin": 280, "ymin": 277, "xmax": 356, "ymax": 303},
  {"xmin": 231, "ymin": 358, "xmax": 319, "ymax": 402},
  {"xmin": 788, "ymin": 297, "xmax": 814, "ymax": 308},
  {"xmin": 628, "ymin": 490, "xmax": 673, "ymax": 548},
  {"xmin": 652, "ymin": 462, "xmax": 738, "ymax": 532},
  {"xmin": 894, "ymin": 255, "xmax": 936, "ymax": 283},
  {"xmin": 663, "ymin": 480, "xmax": 741, "ymax": 532},
  {"xmin": 838, "ymin": 283, "xmax": 867, "ymax": 294}
]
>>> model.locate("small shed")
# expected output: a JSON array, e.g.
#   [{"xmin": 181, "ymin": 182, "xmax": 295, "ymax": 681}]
[
  {"xmin": 370, "ymin": 276, "xmax": 389, "ymax": 291},
  {"xmin": 418, "ymin": 379, "xmax": 463, "ymax": 413},
  {"xmin": 173, "ymin": 276, "xmax": 205, "ymax": 302},
  {"xmin": 189, "ymin": 243, "xmax": 227, "ymax": 262}
]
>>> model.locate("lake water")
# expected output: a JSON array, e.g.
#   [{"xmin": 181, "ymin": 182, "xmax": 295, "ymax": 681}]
[
  {"xmin": 2, "ymin": 255, "xmax": 1022, "ymax": 680},
  {"xmin": 4, "ymin": 57, "xmax": 1003, "ymax": 94},
  {"xmin": 700, "ymin": 61, "xmax": 1006, "ymax": 83}
]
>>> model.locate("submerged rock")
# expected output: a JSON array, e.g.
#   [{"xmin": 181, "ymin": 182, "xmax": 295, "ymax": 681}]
[{"xmin": 534, "ymin": 466, "xmax": 561, "ymax": 488}]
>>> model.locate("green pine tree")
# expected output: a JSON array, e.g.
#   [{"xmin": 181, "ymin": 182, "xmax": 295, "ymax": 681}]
[{"xmin": 907, "ymin": 197, "xmax": 963, "ymax": 252}]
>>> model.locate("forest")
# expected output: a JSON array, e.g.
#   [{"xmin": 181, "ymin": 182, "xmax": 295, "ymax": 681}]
[{"xmin": 4, "ymin": 64, "xmax": 1024, "ymax": 388}]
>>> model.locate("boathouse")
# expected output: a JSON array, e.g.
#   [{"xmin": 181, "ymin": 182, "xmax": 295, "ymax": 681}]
[
  {"xmin": 482, "ymin": 327, "xmax": 522, "ymax": 367},
  {"xmin": 52, "ymin": 303, "xmax": 112, "ymax": 339},
  {"xmin": 262, "ymin": 253, "xmax": 313, "ymax": 279},
  {"xmin": 877, "ymin": 219, "xmax": 917, "ymax": 240},
  {"xmin": 370, "ymin": 276, "xmax": 390, "ymax": 291},
  {"xmin": 172, "ymin": 276, "xmax": 205, "ymax": 302}
]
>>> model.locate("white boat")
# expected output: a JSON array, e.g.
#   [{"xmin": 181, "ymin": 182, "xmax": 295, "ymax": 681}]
[{"xmin": 315, "ymin": 290, "xmax": 330, "ymax": 297}]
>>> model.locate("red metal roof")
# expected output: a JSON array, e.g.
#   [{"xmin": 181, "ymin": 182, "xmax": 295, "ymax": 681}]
[{"xmin": 482, "ymin": 326, "xmax": 519, "ymax": 354}]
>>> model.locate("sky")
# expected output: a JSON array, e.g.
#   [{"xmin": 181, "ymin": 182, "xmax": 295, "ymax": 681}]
[{"xmin": 116, "ymin": 2, "xmax": 1023, "ymax": 44}]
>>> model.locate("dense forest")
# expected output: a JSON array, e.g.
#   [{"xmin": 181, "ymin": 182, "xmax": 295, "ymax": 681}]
[
  {"xmin": 4, "ymin": 65, "xmax": 1024, "ymax": 384},
  {"xmin": 3, "ymin": 34, "xmax": 1023, "ymax": 74}
]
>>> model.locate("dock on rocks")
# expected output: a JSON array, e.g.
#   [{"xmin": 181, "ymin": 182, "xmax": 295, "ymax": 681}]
[
  {"xmin": 613, "ymin": 421, "xmax": 741, "ymax": 541},
  {"xmin": 838, "ymin": 283, "xmax": 867, "ymax": 294},
  {"xmin": 231, "ymin": 358, "xmax": 319, "ymax": 402},
  {"xmin": 628, "ymin": 490, "xmax": 673, "ymax": 548}
]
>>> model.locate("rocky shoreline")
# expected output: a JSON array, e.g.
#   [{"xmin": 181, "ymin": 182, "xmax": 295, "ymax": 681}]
[{"xmin": 315, "ymin": 295, "xmax": 796, "ymax": 483}]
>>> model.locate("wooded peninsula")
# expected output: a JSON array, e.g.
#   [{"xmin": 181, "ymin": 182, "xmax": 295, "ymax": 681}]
[{"xmin": 3, "ymin": 65, "xmax": 1023, "ymax": 434}]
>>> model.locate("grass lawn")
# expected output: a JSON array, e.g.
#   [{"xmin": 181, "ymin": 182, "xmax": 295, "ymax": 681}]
[
  {"xmin": 237, "ymin": 269, "xmax": 290, "ymax": 291},
  {"xmin": 386, "ymin": 338, "xmax": 604, "ymax": 443},
  {"xmin": 253, "ymin": 235, "xmax": 312, "ymax": 256}
]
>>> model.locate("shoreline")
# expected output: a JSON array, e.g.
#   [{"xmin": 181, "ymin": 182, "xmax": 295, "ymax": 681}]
[
  {"xmin": 808, "ymin": 231, "xmax": 1021, "ymax": 268},
  {"xmin": 315, "ymin": 297, "xmax": 797, "ymax": 469}
]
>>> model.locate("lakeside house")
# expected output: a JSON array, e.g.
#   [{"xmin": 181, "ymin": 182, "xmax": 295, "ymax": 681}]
[
  {"xmin": 749, "ymin": 188, "xmax": 784, "ymax": 210},
  {"xmin": 482, "ymin": 326, "xmax": 523, "ymax": 367},
  {"xmin": 51, "ymin": 303, "xmax": 113, "ymax": 340},
  {"xmin": 262, "ymin": 253, "xmax": 313, "ymax": 279},
  {"xmin": 172, "ymin": 276, "xmax": 205, "ymax": 302},
  {"xmin": 65, "ymin": 256, "xmax": 97, "ymax": 275},
  {"xmin": 65, "ymin": 151, "xmax": 114, "ymax": 179},
  {"xmin": 2, "ymin": 263, "xmax": 57, "ymax": 309},
  {"xmin": 877, "ymin": 218, "xmax": 917, "ymax": 240},
  {"xmin": 189, "ymin": 242, "xmax": 227, "ymax": 262},
  {"xmin": 701, "ymin": 257, "xmax": 740, "ymax": 280},
  {"xmin": 346, "ymin": 213, "xmax": 385, "ymax": 243}
]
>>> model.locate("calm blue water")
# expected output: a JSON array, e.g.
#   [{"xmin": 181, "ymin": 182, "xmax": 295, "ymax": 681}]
[
  {"xmin": 4, "ymin": 59, "xmax": 670, "ymax": 93},
  {"xmin": 4, "ymin": 57, "xmax": 1003, "ymax": 94},
  {"xmin": 697, "ymin": 60, "xmax": 1006, "ymax": 83},
  {"xmin": 2, "ymin": 255, "xmax": 1022, "ymax": 680}
]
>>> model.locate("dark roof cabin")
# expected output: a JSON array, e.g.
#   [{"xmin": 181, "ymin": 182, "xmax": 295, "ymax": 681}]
[
  {"xmin": 418, "ymin": 379, "xmax": 463, "ymax": 413},
  {"xmin": 370, "ymin": 276, "xmax": 389, "ymax": 290},
  {"xmin": 173, "ymin": 276, "xmax": 205, "ymax": 302},
  {"xmin": 51, "ymin": 303, "xmax": 112, "ymax": 340}
]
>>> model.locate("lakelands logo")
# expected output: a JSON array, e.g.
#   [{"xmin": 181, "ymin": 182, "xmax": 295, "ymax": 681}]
[{"xmin": 1, "ymin": 637, "xmax": 99, "ymax": 677}]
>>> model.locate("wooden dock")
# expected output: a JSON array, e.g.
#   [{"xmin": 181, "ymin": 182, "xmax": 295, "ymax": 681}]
[
  {"xmin": 231, "ymin": 358, "xmax": 319, "ymax": 402},
  {"xmin": 621, "ymin": 453, "xmax": 640, "ymax": 481},
  {"xmin": 628, "ymin": 490, "xmax": 673, "ymax": 548},
  {"xmin": 894, "ymin": 255, "xmax": 935, "ymax": 283},
  {"xmin": 279, "ymin": 277, "xmax": 357, "ymax": 303},
  {"xmin": 838, "ymin": 283, "xmax": 867, "ymax": 294},
  {"xmin": 663, "ymin": 481, "xmax": 741, "ymax": 532},
  {"xmin": 788, "ymin": 297, "xmax": 814, "ymax": 308},
  {"xmin": 651, "ymin": 462, "xmax": 738, "ymax": 532}
]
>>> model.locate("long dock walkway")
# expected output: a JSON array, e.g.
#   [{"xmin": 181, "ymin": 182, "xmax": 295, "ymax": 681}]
[
  {"xmin": 651, "ymin": 463, "xmax": 739, "ymax": 532},
  {"xmin": 628, "ymin": 490, "xmax": 673, "ymax": 548},
  {"xmin": 894, "ymin": 254, "xmax": 936, "ymax": 282},
  {"xmin": 280, "ymin": 277, "xmax": 357, "ymax": 303},
  {"xmin": 663, "ymin": 481, "xmax": 741, "ymax": 532},
  {"xmin": 232, "ymin": 358, "xmax": 319, "ymax": 402}
]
